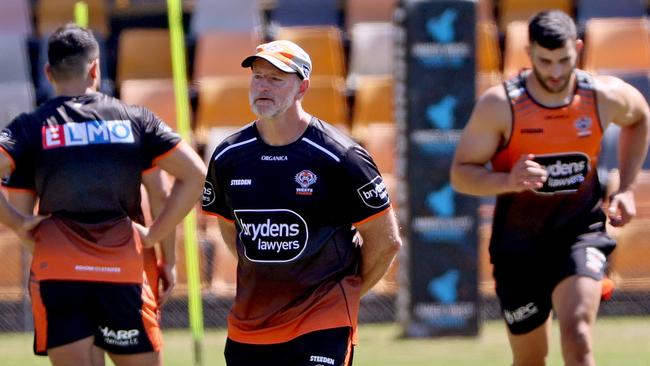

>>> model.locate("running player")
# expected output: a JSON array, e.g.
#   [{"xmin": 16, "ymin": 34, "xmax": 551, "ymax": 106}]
[
  {"xmin": 202, "ymin": 40, "xmax": 402, "ymax": 365},
  {"xmin": 0, "ymin": 24, "xmax": 206, "ymax": 366},
  {"xmin": 450, "ymin": 10, "xmax": 649, "ymax": 366}
]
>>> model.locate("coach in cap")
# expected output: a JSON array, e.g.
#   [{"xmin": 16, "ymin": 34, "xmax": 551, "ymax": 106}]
[{"xmin": 202, "ymin": 40, "xmax": 402, "ymax": 366}]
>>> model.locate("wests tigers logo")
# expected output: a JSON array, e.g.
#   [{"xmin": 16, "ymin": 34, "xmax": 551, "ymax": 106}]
[{"xmin": 295, "ymin": 170, "xmax": 317, "ymax": 196}]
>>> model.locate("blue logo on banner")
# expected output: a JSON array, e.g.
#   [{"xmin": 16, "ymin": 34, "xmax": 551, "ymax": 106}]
[
  {"xmin": 418, "ymin": 143, "xmax": 456, "ymax": 155},
  {"xmin": 426, "ymin": 9, "xmax": 458, "ymax": 44},
  {"xmin": 413, "ymin": 8, "xmax": 470, "ymax": 68},
  {"xmin": 411, "ymin": 130, "xmax": 461, "ymax": 156},
  {"xmin": 424, "ymin": 315, "xmax": 468, "ymax": 328},
  {"xmin": 413, "ymin": 215, "xmax": 472, "ymax": 243},
  {"xmin": 426, "ymin": 184, "xmax": 454, "ymax": 217},
  {"xmin": 419, "ymin": 230, "xmax": 464, "ymax": 242},
  {"xmin": 427, "ymin": 96, "xmax": 457, "ymax": 129},
  {"xmin": 428, "ymin": 269, "xmax": 459, "ymax": 304}
]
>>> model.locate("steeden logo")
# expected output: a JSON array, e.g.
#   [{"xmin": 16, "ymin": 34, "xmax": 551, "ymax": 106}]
[
  {"xmin": 309, "ymin": 355, "xmax": 335, "ymax": 365},
  {"xmin": 231, "ymin": 179, "xmax": 252, "ymax": 186}
]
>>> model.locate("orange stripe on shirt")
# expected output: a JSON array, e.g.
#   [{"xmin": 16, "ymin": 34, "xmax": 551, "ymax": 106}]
[
  {"xmin": 1, "ymin": 186, "xmax": 36, "ymax": 194},
  {"xmin": 140, "ymin": 273, "xmax": 162, "ymax": 352},
  {"xmin": 142, "ymin": 165, "xmax": 159, "ymax": 175},
  {"xmin": 344, "ymin": 332, "xmax": 354, "ymax": 366},
  {"xmin": 353, "ymin": 205, "xmax": 391, "ymax": 227},
  {"xmin": 151, "ymin": 141, "xmax": 182, "ymax": 166},
  {"xmin": 29, "ymin": 279, "xmax": 48, "ymax": 355},
  {"xmin": 202, "ymin": 211, "xmax": 235, "ymax": 223}
]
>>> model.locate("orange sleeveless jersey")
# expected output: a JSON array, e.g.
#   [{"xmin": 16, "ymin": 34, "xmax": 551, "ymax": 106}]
[
  {"xmin": 487, "ymin": 70, "xmax": 608, "ymax": 260},
  {"xmin": 492, "ymin": 69, "xmax": 603, "ymax": 190}
]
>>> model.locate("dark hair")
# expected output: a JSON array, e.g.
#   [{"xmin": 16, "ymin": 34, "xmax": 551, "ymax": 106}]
[
  {"xmin": 528, "ymin": 10, "xmax": 577, "ymax": 50},
  {"xmin": 47, "ymin": 23, "xmax": 100, "ymax": 81}
]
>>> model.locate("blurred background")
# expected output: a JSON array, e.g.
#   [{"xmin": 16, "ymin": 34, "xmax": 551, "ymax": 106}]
[{"xmin": 0, "ymin": 0, "xmax": 650, "ymax": 345}]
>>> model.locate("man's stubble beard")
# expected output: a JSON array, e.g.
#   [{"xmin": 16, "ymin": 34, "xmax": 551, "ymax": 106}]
[
  {"xmin": 532, "ymin": 66, "xmax": 574, "ymax": 94},
  {"xmin": 251, "ymin": 87, "xmax": 299, "ymax": 119}
]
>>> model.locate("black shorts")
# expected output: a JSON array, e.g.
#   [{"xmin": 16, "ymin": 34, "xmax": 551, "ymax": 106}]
[
  {"xmin": 30, "ymin": 280, "xmax": 161, "ymax": 355},
  {"xmin": 493, "ymin": 231, "xmax": 615, "ymax": 335},
  {"xmin": 224, "ymin": 327, "xmax": 354, "ymax": 366}
]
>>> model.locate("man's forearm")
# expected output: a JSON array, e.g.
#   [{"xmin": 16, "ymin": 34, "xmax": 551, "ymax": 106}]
[
  {"xmin": 618, "ymin": 119, "xmax": 649, "ymax": 191},
  {"xmin": 216, "ymin": 218, "xmax": 238, "ymax": 258},
  {"xmin": 0, "ymin": 195, "xmax": 26, "ymax": 233},
  {"xmin": 360, "ymin": 245, "xmax": 399, "ymax": 296},
  {"xmin": 7, "ymin": 191, "xmax": 37, "ymax": 251},
  {"xmin": 157, "ymin": 235, "xmax": 176, "ymax": 265},
  {"xmin": 358, "ymin": 210, "xmax": 402, "ymax": 296},
  {"xmin": 450, "ymin": 163, "xmax": 512, "ymax": 196},
  {"xmin": 146, "ymin": 179, "xmax": 177, "ymax": 265},
  {"xmin": 148, "ymin": 177, "xmax": 203, "ymax": 245}
]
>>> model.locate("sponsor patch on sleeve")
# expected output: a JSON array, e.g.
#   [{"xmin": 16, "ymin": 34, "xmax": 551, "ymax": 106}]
[
  {"xmin": 202, "ymin": 181, "xmax": 216, "ymax": 207},
  {"xmin": 357, "ymin": 176, "xmax": 390, "ymax": 209},
  {"xmin": 157, "ymin": 121, "xmax": 173, "ymax": 134},
  {"xmin": 0, "ymin": 129, "xmax": 12, "ymax": 144}
]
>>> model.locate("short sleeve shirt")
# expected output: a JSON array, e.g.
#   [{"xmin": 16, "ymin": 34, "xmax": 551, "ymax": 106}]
[
  {"xmin": 202, "ymin": 117, "xmax": 390, "ymax": 343},
  {"xmin": 0, "ymin": 92, "xmax": 181, "ymax": 222}
]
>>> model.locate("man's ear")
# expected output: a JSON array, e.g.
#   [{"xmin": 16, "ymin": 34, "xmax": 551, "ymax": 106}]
[
  {"xmin": 297, "ymin": 78, "xmax": 310, "ymax": 100},
  {"xmin": 575, "ymin": 39, "xmax": 584, "ymax": 53},
  {"xmin": 88, "ymin": 58, "xmax": 100, "ymax": 80}
]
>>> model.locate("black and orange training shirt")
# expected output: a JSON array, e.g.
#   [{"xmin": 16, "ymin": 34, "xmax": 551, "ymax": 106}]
[
  {"xmin": 0, "ymin": 92, "xmax": 181, "ymax": 223},
  {"xmin": 202, "ymin": 117, "xmax": 391, "ymax": 344}
]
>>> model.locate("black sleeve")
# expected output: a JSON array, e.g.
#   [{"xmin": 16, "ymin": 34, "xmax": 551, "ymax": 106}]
[
  {"xmin": 342, "ymin": 145, "xmax": 391, "ymax": 224},
  {"xmin": 201, "ymin": 147, "xmax": 233, "ymax": 220},
  {"xmin": 136, "ymin": 106, "xmax": 182, "ymax": 166},
  {"xmin": 2, "ymin": 160, "xmax": 35, "ymax": 190},
  {"xmin": 0, "ymin": 113, "xmax": 31, "ymax": 167}
]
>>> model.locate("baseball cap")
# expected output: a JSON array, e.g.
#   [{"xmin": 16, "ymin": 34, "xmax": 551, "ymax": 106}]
[{"xmin": 241, "ymin": 40, "xmax": 312, "ymax": 80}]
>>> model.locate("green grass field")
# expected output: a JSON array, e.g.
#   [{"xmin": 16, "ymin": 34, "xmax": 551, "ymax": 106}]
[{"xmin": 2, "ymin": 316, "xmax": 649, "ymax": 365}]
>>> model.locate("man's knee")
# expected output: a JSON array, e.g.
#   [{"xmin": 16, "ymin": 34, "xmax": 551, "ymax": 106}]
[
  {"xmin": 560, "ymin": 319, "xmax": 593, "ymax": 360},
  {"xmin": 510, "ymin": 332, "xmax": 549, "ymax": 366}
]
